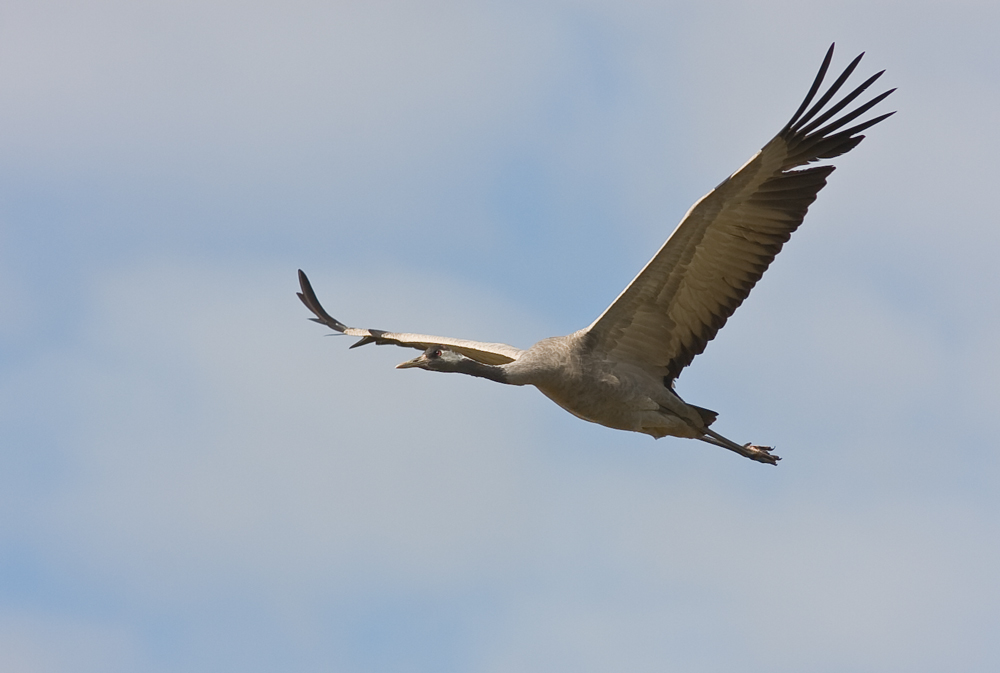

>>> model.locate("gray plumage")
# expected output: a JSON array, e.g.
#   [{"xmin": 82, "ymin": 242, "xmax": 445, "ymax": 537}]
[{"xmin": 297, "ymin": 44, "xmax": 894, "ymax": 465}]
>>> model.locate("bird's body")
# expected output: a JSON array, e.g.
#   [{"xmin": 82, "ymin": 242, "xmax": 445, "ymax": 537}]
[
  {"xmin": 506, "ymin": 334, "xmax": 704, "ymax": 439},
  {"xmin": 297, "ymin": 45, "xmax": 894, "ymax": 465}
]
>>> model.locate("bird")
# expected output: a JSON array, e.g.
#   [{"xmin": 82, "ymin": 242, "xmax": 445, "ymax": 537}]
[{"xmin": 297, "ymin": 44, "xmax": 894, "ymax": 465}]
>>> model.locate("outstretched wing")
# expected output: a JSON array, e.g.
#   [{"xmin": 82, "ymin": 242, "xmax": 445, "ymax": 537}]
[
  {"xmin": 585, "ymin": 44, "xmax": 894, "ymax": 382},
  {"xmin": 296, "ymin": 270, "xmax": 524, "ymax": 366}
]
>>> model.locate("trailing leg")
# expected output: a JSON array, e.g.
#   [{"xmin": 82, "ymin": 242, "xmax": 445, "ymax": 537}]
[{"xmin": 699, "ymin": 428, "xmax": 780, "ymax": 465}]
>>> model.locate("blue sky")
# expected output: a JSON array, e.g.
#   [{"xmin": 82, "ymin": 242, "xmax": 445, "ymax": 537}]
[{"xmin": 1, "ymin": 1, "xmax": 998, "ymax": 671}]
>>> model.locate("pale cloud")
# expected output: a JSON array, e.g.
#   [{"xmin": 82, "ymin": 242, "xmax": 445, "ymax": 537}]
[
  {"xmin": 0, "ymin": 611, "xmax": 139, "ymax": 673},
  {"xmin": 6, "ymin": 259, "xmax": 999, "ymax": 671},
  {"xmin": 0, "ymin": 1, "xmax": 567, "ymax": 167}
]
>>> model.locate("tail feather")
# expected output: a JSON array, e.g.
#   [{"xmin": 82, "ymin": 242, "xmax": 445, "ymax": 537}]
[{"xmin": 691, "ymin": 405, "xmax": 718, "ymax": 426}]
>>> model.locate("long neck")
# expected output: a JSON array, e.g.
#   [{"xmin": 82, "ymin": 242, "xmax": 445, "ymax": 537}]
[{"xmin": 451, "ymin": 358, "xmax": 510, "ymax": 384}]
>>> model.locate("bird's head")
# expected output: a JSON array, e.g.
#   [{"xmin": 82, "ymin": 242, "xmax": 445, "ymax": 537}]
[{"xmin": 396, "ymin": 346, "xmax": 468, "ymax": 372}]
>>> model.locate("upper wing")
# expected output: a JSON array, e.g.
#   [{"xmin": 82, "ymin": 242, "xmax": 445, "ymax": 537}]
[
  {"xmin": 585, "ymin": 44, "xmax": 895, "ymax": 382},
  {"xmin": 296, "ymin": 270, "xmax": 524, "ymax": 365}
]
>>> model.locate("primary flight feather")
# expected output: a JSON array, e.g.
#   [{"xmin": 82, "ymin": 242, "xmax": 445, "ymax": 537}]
[{"xmin": 297, "ymin": 44, "xmax": 894, "ymax": 465}]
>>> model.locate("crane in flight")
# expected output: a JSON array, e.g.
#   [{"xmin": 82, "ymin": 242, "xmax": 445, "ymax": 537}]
[{"xmin": 297, "ymin": 44, "xmax": 894, "ymax": 465}]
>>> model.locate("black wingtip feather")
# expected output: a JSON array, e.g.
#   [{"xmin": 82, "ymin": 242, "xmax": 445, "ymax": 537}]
[
  {"xmin": 791, "ymin": 50, "xmax": 865, "ymax": 133},
  {"xmin": 833, "ymin": 109, "xmax": 897, "ymax": 138},
  {"xmin": 782, "ymin": 43, "xmax": 836, "ymax": 133},
  {"xmin": 796, "ymin": 69, "xmax": 885, "ymax": 136},
  {"xmin": 808, "ymin": 87, "xmax": 896, "ymax": 139},
  {"xmin": 778, "ymin": 48, "xmax": 894, "ymax": 170},
  {"xmin": 297, "ymin": 269, "xmax": 349, "ymax": 333}
]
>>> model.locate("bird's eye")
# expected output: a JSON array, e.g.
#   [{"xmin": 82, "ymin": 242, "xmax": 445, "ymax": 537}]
[{"xmin": 433, "ymin": 348, "xmax": 443, "ymax": 358}]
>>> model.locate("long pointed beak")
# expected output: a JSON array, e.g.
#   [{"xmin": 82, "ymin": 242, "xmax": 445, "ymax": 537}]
[{"xmin": 396, "ymin": 355, "xmax": 425, "ymax": 369}]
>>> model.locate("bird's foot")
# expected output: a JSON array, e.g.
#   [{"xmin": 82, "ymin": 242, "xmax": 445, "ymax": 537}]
[
  {"xmin": 699, "ymin": 430, "xmax": 781, "ymax": 465},
  {"xmin": 744, "ymin": 443, "xmax": 780, "ymax": 465}
]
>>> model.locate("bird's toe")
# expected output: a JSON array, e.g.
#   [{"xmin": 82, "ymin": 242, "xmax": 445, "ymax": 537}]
[{"xmin": 743, "ymin": 443, "xmax": 780, "ymax": 465}]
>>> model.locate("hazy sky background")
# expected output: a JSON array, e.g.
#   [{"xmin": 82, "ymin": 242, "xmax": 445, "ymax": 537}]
[{"xmin": 1, "ymin": 1, "xmax": 998, "ymax": 672}]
